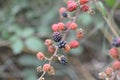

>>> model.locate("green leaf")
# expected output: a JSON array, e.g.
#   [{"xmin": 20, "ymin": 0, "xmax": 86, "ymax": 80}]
[
  {"xmin": 8, "ymin": 24, "xmax": 22, "ymax": 36},
  {"xmin": 25, "ymin": 74, "xmax": 37, "ymax": 80},
  {"xmin": 21, "ymin": 27, "xmax": 34, "ymax": 38},
  {"xmin": 105, "ymin": 0, "xmax": 116, "ymax": 7},
  {"xmin": 25, "ymin": 37, "xmax": 44, "ymax": 52},
  {"xmin": 22, "ymin": 69, "xmax": 37, "ymax": 80},
  {"xmin": 10, "ymin": 37, "xmax": 24, "ymax": 54},
  {"xmin": 18, "ymin": 55, "xmax": 43, "ymax": 66},
  {"xmin": 11, "ymin": 0, "xmax": 29, "ymax": 15},
  {"xmin": 37, "ymin": 7, "xmax": 58, "ymax": 35},
  {"xmin": 97, "ymin": 1, "xmax": 107, "ymax": 17},
  {"xmin": 78, "ymin": 14, "xmax": 92, "ymax": 26},
  {"xmin": 26, "ymin": 11, "xmax": 40, "ymax": 19},
  {"xmin": 1, "ymin": 30, "xmax": 10, "ymax": 39},
  {"xmin": 0, "ymin": 11, "xmax": 6, "ymax": 21},
  {"xmin": 70, "ymin": 46, "xmax": 83, "ymax": 55}
]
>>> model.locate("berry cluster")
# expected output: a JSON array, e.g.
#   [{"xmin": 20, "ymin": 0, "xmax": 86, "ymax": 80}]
[
  {"xmin": 59, "ymin": 0, "xmax": 94, "ymax": 19},
  {"xmin": 36, "ymin": 0, "xmax": 94, "ymax": 80},
  {"xmin": 79, "ymin": 0, "xmax": 95, "ymax": 14},
  {"xmin": 99, "ymin": 38, "xmax": 120, "ymax": 80}
]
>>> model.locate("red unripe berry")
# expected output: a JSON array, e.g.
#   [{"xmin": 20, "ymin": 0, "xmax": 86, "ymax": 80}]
[
  {"xmin": 69, "ymin": 22, "xmax": 78, "ymax": 30},
  {"xmin": 67, "ymin": 2, "xmax": 77, "ymax": 12},
  {"xmin": 52, "ymin": 24, "xmax": 59, "ymax": 32},
  {"xmin": 109, "ymin": 47, "xmax": 119, "ymax": 59},
  {"xmin": 59, "ymin": 7, "xmax": 67, "ymax": 18},
  {"xmin": 105, "ymin": 67, "xmax": 113, "ymax": 76},
  {"xmin": 67, "ymin": 1, "xmax": 74, "ymax": 4},
  {"xmin": 81, "ymin": 4, "xmax": 89, "ymax": 12},
  {"xmin": 58, "ymin": 22, "xmax": 65, "ymax": 31},
  {"xmin": 48, "ymin": 46, "xmax": 55, "ymax": 53},
  {"xmin": 44, "ymin": 39, "xmax": 52, "ymax": 46},
  {"xmin": 76, "ymin": 33, "xmax": 84, "ymax": 39},
  {"xmin": 80, "ymin": 0, "xmax": 88, "ymax": 5},
  {"xmin": 37, "ymin": 52, "xmax": 45, "ymax": 60},
  {"xmin": 59, "ymin": 7, "xmax": 66, "ymax": 14},
  {"xmin": 43, "ymin": 64, "xmax": 51, "ymax": 72},
  {"xmin": 64, "ymin": 44, "xmax": 71, "ymax": 53},
  {"xmin": 112, "ymin": 61, "xmax": 120, "ymax": 70},
  {"xmin": 76, "ymin": 29, "xmax": 84, "ymax": 39},
  {"xmin": 69, "ymin": 40, "xmax": 79, "ymax": 48}
]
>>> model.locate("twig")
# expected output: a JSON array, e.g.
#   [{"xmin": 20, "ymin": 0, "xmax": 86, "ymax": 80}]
[
  {"xmin": 38, "ymin": 71, "xmax": 46, "ymax": 80},
  {"xmin": 93, "ymin": 0, "xmax": 119, "ymax": 37},
  {"xmin": 70, "ymin": 57, "xmax": 95, "ymax": 80},
  {"xmin": 109, "ymin": 0, "xmax": 120, "ymax": 34}
]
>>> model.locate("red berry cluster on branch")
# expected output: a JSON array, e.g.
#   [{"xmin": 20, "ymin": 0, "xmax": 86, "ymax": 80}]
[
  {"xmin": 59, "ymin": 0, "xmax": 94, "ymax": 19},
  {"xmin": 99, "ymin": 38, "xmax": 120, "ymax": 80},
  {"xmin": 67, "ymin": 0, "xmax": 77, "ymax": 12},
  {"xmin": 36, "ymin": 0, "xmax": 94, "ymax": 80}
]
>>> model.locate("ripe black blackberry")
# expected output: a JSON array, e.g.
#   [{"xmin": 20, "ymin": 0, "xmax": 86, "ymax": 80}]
[
  {"xmin": 58, "ymin": 41, "xmax": 66, "ymax": 48},
  {"xmin": 58, "ymin": 55, "xmax": 67, "ymax": 65},
  {"xmin": 62, "ymin": 12, "xmax": 68, "ymax": 18},
  {"xmin": 52, "ymin": 32, "xmax": 62, "ymax": 42},
  {"xmin": 112, "ymin": 38, "xmax": 120, "ymax": 47}
]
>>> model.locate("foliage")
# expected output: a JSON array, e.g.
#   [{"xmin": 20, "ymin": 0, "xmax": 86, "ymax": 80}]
[
  {"xmin": 0, "ymin": 0, "xmax": 110, "ymax": 54},
  {"xmin": 0, "ymin": 0, "xmax": 58, "ymax": 54}
]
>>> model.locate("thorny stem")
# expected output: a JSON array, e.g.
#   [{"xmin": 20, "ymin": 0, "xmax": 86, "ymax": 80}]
[
  {"xmin": 104, "ymin": 17, "xmax": 119, "ymax": 38},
  {"xmin": 49, "ymin": 46, "xmax": 58, "ymax": 63},
  {"xmin": 38, "ymin": 71, "xmax": 46, "ymax": 80},
  {"xmin": 62, "ymin": 9, "xmax": 81, "ymax": 40},
  {"xmin": 93, "ymin": 0, "xmax": 119, "ymax": 38},
  {"xmin": 37, "ymin": 8, "xmax": 81, "ymax": 80}
]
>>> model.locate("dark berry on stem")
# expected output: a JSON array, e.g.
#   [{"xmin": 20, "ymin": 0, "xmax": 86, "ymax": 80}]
[
  {"xmin": 112, "ymin": 38, "xmax": 120, "ymax": 47},
  {"xmin": 62, "ymin": 12, "xmax": 68, "ymax": 17},
  {"xmin": 58, "ymin": 55, "xmax": 67, "ymax": 65},
  {"xmin": 52, "ymin": 32, "xmax": 62, "ymax": 42},
  {"xmin": 58, "ymin": 41, "xmax": 66, "ymax": 48}
]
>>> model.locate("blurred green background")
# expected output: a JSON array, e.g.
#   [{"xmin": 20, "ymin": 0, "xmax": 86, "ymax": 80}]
[{"xmin": 0, "ymin": 0, "xmax": 119, "ymax": 80}]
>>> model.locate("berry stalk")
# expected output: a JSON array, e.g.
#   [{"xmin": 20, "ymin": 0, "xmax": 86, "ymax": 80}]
[
  {"xmin": 37, "ymin": 8, "xmax": 81, "ymax": 80},
  {"xmin": 36, "ymin": 0, "xmax": 94, "ymax": 79},
  {"xmin": 93, "ymin": 0, "xmax": 119, "ymax": 38},
  {"xmin": 62, "ymin": 9, "xmax": 81, "ymax": 41}
]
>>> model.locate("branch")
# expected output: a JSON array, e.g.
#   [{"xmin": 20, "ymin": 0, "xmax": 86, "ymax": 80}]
[
  {"xmin": 37, "ymin": 8, "xmax": 81, "ymax": 80},
  {"xmin": 93, "ymin": 0, "xmax": 119, "ymax": 37}
]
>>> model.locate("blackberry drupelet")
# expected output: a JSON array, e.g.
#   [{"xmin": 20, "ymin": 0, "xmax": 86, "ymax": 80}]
[
  {"xmin": 58, "ymin": 41, "xmax": 66, "ymax": 48},
  {"xmin": 52, "ymin": 32, "xmax": 62, "ymax": 42}
]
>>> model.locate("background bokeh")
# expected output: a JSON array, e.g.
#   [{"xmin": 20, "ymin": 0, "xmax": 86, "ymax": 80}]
[{"xmin": 0, "ymin": 0, "xmax": 120, "ymax": 80}]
